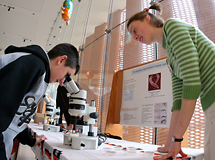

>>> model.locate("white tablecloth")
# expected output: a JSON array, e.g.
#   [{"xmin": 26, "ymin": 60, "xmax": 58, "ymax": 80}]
[{"xmin": 28, "ymin": 123, "xmax": 204, "ymax": 160}]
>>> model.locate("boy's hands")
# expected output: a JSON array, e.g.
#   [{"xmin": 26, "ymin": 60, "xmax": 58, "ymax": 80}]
[
  {"xmin": 59, "ymin": 123, "xmax": 73, "ymax": 130},
  {"xmin": 59, "ymin": 123, "xmax": 65, "ymax": 129},
  {"xmin": 66, "ymin": 124, "xmax": 74, "ymax": 130},
  {"xmin": 35, "ymin": 135, "xmax": 47, "ymax": 146}
]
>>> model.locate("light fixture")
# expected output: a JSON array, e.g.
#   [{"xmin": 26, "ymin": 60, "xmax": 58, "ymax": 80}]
[
  {"xmin": 23, "ymin": 38, "xmax": 28, "ymax": 42},
  {"xmin": 7, "ymin": 6, "xmax": 14, "ymax": 11}
]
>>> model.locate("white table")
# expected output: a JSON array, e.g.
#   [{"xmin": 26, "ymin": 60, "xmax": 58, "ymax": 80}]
[{"xmin": 28, "ymin": 123, "xmax": 204, "ymax": 160}]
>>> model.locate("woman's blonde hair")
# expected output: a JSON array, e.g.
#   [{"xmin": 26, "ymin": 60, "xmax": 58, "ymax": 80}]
[{"xmin": 127, "ymin": 2, "xmax": 164, "ymax": 29}]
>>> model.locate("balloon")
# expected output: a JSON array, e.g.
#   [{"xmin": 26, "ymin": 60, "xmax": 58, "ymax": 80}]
[
  {"xmin": 61, "ymin": 0, "xmax": 73, "ymax": 26},
  {"xmin": 86, "ymin": 71, "xmax": 94, "ymax": 79}
]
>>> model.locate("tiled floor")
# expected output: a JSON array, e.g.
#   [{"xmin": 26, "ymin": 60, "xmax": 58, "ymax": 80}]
[{"xmin": 17, "ymin": 144, "xmax": 36, "ymax": 160}]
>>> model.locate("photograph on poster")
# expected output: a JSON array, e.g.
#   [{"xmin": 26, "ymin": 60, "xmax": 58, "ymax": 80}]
[
  {"xmin": 123, "ymin": 80, "xmax": 135, "ymax": 101},
  {"xmin": 148, "ymin": 73, "xmax": 161, "ymax": 91},
  {"xmin": 154, "ymin": 102, "xmax": 167, "ymax": 125}
]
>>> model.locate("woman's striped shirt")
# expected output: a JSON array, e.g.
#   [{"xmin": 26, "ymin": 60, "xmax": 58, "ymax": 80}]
[{"xmin": 162, "ymin": 18, "xmax": 215, "ymax": 111}]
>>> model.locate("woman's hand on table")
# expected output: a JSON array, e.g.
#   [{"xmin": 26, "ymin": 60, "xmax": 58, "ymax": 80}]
[{"xmin": 154, "ymin": 142, "xmax": 187, "ymax": 160}]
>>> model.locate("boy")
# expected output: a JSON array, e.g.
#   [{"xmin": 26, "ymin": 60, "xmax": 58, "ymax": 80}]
[{"xmin": 0, "ymin": 43, "xmax": 79, "ymax": 159}]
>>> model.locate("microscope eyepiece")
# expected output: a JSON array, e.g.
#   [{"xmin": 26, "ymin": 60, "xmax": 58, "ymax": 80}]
[
  {"xmin": 63, "ymin": 75, "xmax": 80, "ymax": 94},
  {"xmin": 65, "ymin": 75, "xmax": 72, "ymax": 83}
]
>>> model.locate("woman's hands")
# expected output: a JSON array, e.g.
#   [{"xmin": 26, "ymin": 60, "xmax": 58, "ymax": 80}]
[{"xmin": 154, "ymin": 142, "xmax": 187, "ymax": 160}]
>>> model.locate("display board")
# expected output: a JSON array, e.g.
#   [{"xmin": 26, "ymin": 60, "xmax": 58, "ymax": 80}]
[{"xmin": 120, "ymin": 59, "xmax": 172, "ymax": 128}]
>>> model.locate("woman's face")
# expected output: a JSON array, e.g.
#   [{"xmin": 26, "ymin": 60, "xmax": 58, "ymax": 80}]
[{"xmin": 128, "ymin": 18, "xmax": 153, "ymax": 45}]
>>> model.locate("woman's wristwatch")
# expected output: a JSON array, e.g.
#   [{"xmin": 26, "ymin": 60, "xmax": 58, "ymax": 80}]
[{"xmin": 172, "ymin": 136, "xmax": 183, "ymax": 142}]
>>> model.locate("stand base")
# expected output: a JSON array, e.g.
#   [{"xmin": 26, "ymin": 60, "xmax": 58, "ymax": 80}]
[
  {"xmin": 75, "ymin": 125, "xmax": 98, "ymax": 135},
  {"xmin": 64, "ymin": 133, "xmax": 98, "ymax": 150},
  {"xmin": 43, "ymin": 124, "xmax": 60, "ymax": 132}
]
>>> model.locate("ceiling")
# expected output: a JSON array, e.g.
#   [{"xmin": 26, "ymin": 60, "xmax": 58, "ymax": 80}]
[{"xmin": 0, "ymin": 0, "xmax": 126, "ymax": 55}]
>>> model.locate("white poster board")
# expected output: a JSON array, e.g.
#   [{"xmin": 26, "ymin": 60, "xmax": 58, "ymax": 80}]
[{"xmin": 120, "ymin": 59, "xmax": 172, "ymax": 128}]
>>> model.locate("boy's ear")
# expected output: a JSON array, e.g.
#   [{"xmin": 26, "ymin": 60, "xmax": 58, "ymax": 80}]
[{"xmin": 57, "ymin": 55, "xmax": 67, "ymax": 65}]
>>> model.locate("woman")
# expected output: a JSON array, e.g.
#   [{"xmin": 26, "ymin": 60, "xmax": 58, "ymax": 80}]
[{"xmin": 127, "ymin": 2, "xmax": 215, "ymax": 160}]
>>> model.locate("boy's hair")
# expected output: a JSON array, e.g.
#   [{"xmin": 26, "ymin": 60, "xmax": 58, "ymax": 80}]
[
  {"xmin": 47, "ymin": 43, "xmax": 80, "ymax": 75},
  {"xmin": 127, "ymin": 2, "xmax": 164, "ymax": 29}
]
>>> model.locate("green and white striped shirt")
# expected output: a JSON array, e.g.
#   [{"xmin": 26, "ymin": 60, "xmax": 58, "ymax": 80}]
[{"xmin": 163, "ymin": 18, "xmax": 215, "ymax": 111}]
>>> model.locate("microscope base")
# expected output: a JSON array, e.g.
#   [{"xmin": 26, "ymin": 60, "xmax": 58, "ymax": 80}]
[
  {"xmin": 64, "ymin": 133, "xmax": 98, "ymax": 150},
  {"xmin": 75, "ymin": 125, "xmax": 98, "ymax": 135},
  {"xmin": 43, "ymin": 124, "xmax": 60, "ymax": 132}
]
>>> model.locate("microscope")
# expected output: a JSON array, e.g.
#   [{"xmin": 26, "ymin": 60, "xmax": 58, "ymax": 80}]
[
  {"xmin": 63, "ymin": 76, "xmax": 99, "ymax": 150},
  {"xmin": 42, "ymin": 95, "xmax": 61, "ymax": 132}
]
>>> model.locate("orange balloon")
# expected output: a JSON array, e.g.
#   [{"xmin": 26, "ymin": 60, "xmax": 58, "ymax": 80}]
[{"xmin": 86, "ymin": 71, "xmax": 94, "ymax": 79}]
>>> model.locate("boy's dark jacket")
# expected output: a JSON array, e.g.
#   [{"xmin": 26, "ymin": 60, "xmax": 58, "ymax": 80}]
[{"xmin": 0, "ymin": 45, "xmax": 50, "ymax": 159}]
